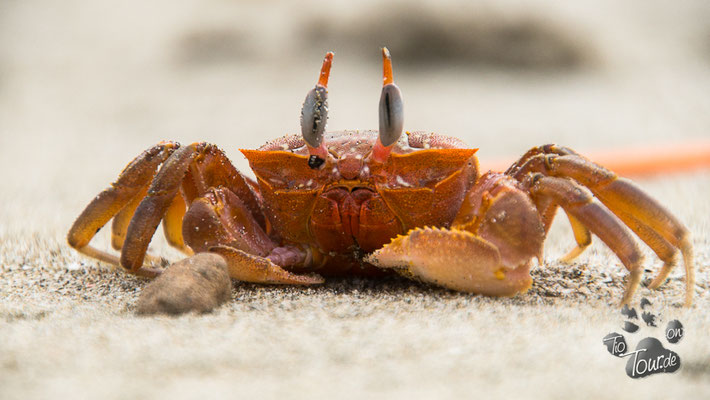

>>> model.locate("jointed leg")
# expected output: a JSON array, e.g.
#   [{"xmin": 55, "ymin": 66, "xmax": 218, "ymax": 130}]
[
  {"xmin": 111, "ymin": 185, "xmax": 149, "ymax": 251},
  {"xmin": 510, "ymin": 147, "xmax": 694, "ymax": 305},
  {"xmin": 505, "ymin": 144, "xmax": 577, "ymax": 177},
  {"xmin": 526, "ymin": 175, "xmax": 645, "ymax": 305},
  {"xmin": 610, "ymin": 211, "xmax": 678, "ymax": 289},
  {"xmin": 162, "ymin": 192, "xmax": 193, "ymax": 256},
  {"xmin": 559, "ymin": 211, "xmax": 592, "ymax": 263},
  {"xmin": 119, "ymin": 145, "xmax": 198, "ymax": 275},
  {"xmin": 73, "ymin": 139, "xmax": 295, "ymax": 280},
  {"xmin": 181, "ymin": 143, "xmax": 265, "ymax": 228},
  {"xmin": 110, "ymin": 185, "xmax": 167, "ymax": 267},
  {"xmin": 67, "ymin": 142, "xmax": 178, "ymax": 269}
]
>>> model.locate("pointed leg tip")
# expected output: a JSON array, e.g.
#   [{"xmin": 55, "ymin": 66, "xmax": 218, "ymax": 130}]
[
  {"xmin": 364, "ymin": 250, "xmax": 397, "ymax": 270},
  {"xmin": 646, "ymin": 279, "xmax": 663, "ymax": 290},
  {"xmin": 684, "ymin": 296, "xmax": 693, "ymax": 308},
  {"xmin": 300, "ymin": 273, "xmax": 326, "ymax": 285},
  {"xmin": 684, "ymin": 283, "xmax": 694, "ymax": 307},
  {"xmin": 558, "ymin": 254, "xmax": 575, "ymax": 264},
  {"xmin": 559, "ymin": 245, "xmax": 586, "ymax": 264}
]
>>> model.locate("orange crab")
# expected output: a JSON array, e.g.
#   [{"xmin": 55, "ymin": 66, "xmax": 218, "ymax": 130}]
[{"xmin": 68, "ymin": 49, "xmax": 694, "ymax": 306}]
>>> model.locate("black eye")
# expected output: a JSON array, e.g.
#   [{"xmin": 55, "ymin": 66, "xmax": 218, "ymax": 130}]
[{"xmin": 308, "ymin": 155, "xmax": 325, "ymax": 169}]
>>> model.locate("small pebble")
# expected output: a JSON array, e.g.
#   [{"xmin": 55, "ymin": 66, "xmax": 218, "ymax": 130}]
[{"xmin": 135, "ymin": 253, "xmax": 231, "ymax": 316}]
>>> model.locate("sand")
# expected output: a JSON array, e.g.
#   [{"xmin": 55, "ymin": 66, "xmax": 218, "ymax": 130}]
[{"xmin": 1, "ymin": 0, "xmax": 709, "ymax": 399}]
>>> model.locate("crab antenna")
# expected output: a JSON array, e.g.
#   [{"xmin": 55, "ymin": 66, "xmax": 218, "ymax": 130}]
[
  {"xmin": 301, "ymin": 52, "xmax": 334, "ymax": 168},
  {"xmin": 373, "ymin": 47, "xmax": 404, "ymax": 163}
]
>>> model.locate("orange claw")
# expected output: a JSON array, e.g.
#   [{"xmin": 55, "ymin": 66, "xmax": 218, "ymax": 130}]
[
  {"xmin": 382, "ymin": 47, "xmax": 394, "ymax": 85},
  {"xmin": 365, "ymin": 227, "xmax": 533, "ymax": 296},
  {"xmin": 317, "ymin": 52, "xmax": 334, "ymax": 88}
]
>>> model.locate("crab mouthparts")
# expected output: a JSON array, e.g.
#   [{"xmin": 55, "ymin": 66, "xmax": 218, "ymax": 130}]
[
  {"xmin": 323, "ymin": 186, "xmax": 376, "ymax": 239},
  {"xmin": 327, "ymin": 181, "xmax": 374, "ymax": 193}
]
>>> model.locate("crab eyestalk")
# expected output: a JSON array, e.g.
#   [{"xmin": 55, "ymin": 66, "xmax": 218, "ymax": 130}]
[
  {"xmin": 301, "ymin": 52, "xmax": 333, "ymax": 169},
  {"xmin": 373, "ymin": 47, "xmax": 404, "ymax": 163}
]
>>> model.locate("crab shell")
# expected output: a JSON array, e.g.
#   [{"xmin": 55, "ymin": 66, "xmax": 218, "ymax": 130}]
[{"xmin": 241, "ymin": 130, "xmax": 478, "ymax": 270}]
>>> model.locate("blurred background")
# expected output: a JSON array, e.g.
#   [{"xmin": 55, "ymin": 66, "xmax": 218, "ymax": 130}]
[
  {"xmin": 1, "ymin": 0, "xmax": 710, "ymax": 233},
  {"xmin": 2, "ymin": 0, "xmax": 710, "ymax": 229}
]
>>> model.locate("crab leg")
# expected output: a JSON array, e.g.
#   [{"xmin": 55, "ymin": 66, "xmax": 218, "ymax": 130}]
[
  {"xmin": 67, "ymin": 142, "xmax": 178, "ymax": 270},
  {"xmin": 96, "ymin": 141, "xmax": 261, "ymax": 276},
  {"xmin": 559, "ymin": 211, "xmax": 592, "ymax": 263},
  {"xmin": 530, "ymin": 195, "xmax": 595, "ymax": 263},
  {"xmin": 526, "ymin": 175, "xmax": 645, "ymax": 305},
  {"xmin": 162, "ymin": 192, "xmax": 193, "ymax": 255},
  {"xmin": 514, "ymin": 151, "xmax": 694, "ymax": 305},
  {"xmin": 553, "ymin": 156, "xmax": 693, "ymax": 303},
  {"xmin": 509, "ymin": 148, "xmax": 598, "ymax": 262},
  {"xmin": 107, "ymin": 140, "xmax": 322, "ymax": 283},
  {"xmin": 611, "ymin": 213, "xmax": 678, "ymax": 289},
  {"xmin": 121, "ymin": 145, "xmax": 197, "ymax": 276},
  {"xmin": 106, "ymin": 184, "xmax": 165, "ymax": 266},
  {"xmin": 505, "ymin": 144, "xmax": 577, "ymax": 176},
  {"xmin": 110, "ymin": 185, "xmax": 149, "ymax": 251},
  {"xmin": 181, "ymin": 143, "xmax": 265, "ymax": 228},
  {"xmin": 367, "ymin": 168, "xmax": 655, "ymax": 305}
]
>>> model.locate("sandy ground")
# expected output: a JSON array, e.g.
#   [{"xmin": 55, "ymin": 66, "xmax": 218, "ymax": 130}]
[{"xmin": 1, "ymin": 0, "xmax": 710, "ymax": 399}]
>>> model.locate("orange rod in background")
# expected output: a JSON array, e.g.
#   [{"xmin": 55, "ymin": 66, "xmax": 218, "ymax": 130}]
[{"xmin": 480, "ymin": 139, "xmax": 710, "ymax": 177}]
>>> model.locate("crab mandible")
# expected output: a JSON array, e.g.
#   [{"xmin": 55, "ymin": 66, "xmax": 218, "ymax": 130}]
[{"xmin": 68, "ymin": 49, "xmax": 694, "ymax": 306}]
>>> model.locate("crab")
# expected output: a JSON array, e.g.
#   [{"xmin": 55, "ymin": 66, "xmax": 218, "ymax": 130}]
[{"xmin": 68, "ymin": 48, "xmax": 694, "ymax": 307}]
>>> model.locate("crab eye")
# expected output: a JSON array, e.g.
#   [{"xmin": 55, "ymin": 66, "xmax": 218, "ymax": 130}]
[
  {"xmin": 301, "ymin": 52, "xmax": 333, "ymax": 168},
  {"xmin": 379, "ymin": 83, "xmax": 403, "ymax": 147},
  {"xmin": 300, "ymin": 85, "xmax": 328, "ymax": 149},
  {"xmin": 374, "ymin": 47, "xmax": 403, "ymax": 162}
]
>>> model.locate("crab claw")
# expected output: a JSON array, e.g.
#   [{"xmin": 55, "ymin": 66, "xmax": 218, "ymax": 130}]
[
  {"xmin": 211, "ymin": 245, "xmax": 324, "ymax": 285},
  {"xmin": 365, "ymin": 227, "xmax": 533, "ymax": 296},
  {"xmin": 301, "ymin": 52, "xmax": 333, "ymax": 168},
  {"xmin": 373, "ymin": 47, "xmax": 404, "ymax": 163}
]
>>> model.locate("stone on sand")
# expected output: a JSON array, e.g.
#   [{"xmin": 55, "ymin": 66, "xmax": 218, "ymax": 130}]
[{"xmin": 135, "ymin": 253, "xmax": 231, "ymax": 316}]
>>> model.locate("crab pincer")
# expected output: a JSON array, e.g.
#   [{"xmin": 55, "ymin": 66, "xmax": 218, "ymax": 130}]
[{"xmin": 365, "ymin": 227, "xmax": 535, "ymax": 296}]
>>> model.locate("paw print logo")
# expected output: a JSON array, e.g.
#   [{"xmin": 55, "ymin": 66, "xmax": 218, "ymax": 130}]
[{"xmin": 602, "ymin": 297, "xmax": 684, "ymax": 378}]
